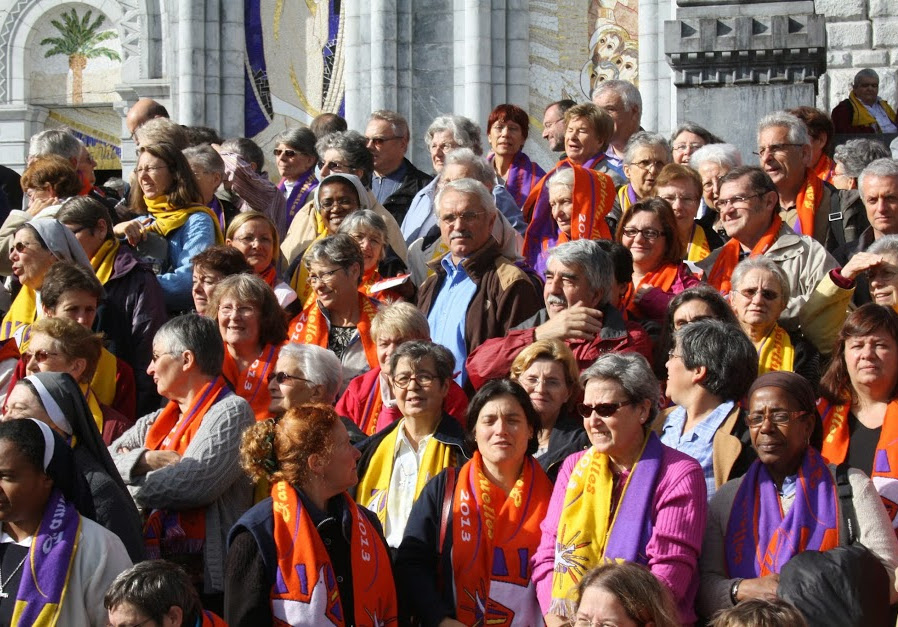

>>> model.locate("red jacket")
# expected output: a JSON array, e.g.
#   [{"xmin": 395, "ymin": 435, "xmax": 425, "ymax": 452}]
[
  {"xmin": 336, "ymin": 365, "xmax": 469, "ymax": 434},
  {"xmin": 466, "ymin": 305, "xmax": 652, "ymax": 390}
]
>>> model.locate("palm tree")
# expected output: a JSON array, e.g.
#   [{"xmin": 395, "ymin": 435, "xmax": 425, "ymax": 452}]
[{"xmin": 40, "ymin": 8, "xmax": 121, "ymax": 104}]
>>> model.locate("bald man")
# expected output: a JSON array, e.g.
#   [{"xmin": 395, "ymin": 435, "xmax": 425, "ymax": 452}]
[{"xmin": 126, "ymin": 98, "xmax": 170, "ymax": 136}]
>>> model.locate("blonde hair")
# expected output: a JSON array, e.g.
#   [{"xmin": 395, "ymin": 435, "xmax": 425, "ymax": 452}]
[
  {"xmin": 370, "ymin": 301, "xmax": 430, "ymax": 341},
  {"xmin": 510, "ymin": 339, "xmax": 580, "ymax": 401},
  {"xmin": 225, "ymin": 211, "xmax": 281, "ymax": 263}
]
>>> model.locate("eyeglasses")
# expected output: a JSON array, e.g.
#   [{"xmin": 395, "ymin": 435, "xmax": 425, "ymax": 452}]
[
  {"xmin": 365, "ymin": 136, "xmax": 402, "ymax": 147},
  {"xmin": 659, "ymin": 194, "xmax": 699, "ymax": 205},
  {"xmin": 430, "ymin": 142, "xmax": 459, "ymax": 154},
  {"xmin": 150, "ymin": 351, "xmax": 177, "ymax": 363},
  {"xmin": 620, "ymin": 227, "xmax": 664, "ymax": 241},
  {"xmin": 577, "ymin": 400, "xmax": 634, "ymax": 418},
  {"xmin": 318, "ymin": 159, "xmax": 351, "ymax": 171},
  {"xmin": 392, "ymin": 372, "xmax": 437, "ymax": 389},
  {"xmin": 135, "ymin": 165, "xmax": 168, "ymax": 175},
  {"xmin": 319, "ymin": 198, "xmax": 358, "ymax": 211},
  {"xmin": 308, "ymin": 268, "xmax": 344, "ymax": 286},
  {"xmin": 23, "ymin": 349, "xmax": 61, "ymax": 364},
  {"xmin": 629, "ymin": 159, "xmax": 666, "ymax": 172},
  {"xmin": 745, "ymin": 409, "xmax": 808, "ymax": 428},
  {"xmin": 219, "ymin": 304, "xmax": 256, "ymax": 317},
  {"xmin": 234, "ymin": 235, "xmax": 273, "ymax": 246},
  {"xmin": 519, "ymin": 375, "xmax": 567, "ymax": 390},
  {"xmin": 266, "ymin": 371, "xmax": 310, "ymax": 384},
  {"xmin": 672, "ymin": 142, "xmax": 704, "ymax": 153},
  {"xmin": 734, "ymin": 286, "xmax": 780, "ymax": 301},
  {"xmin": 543, "ymin": 118, "xmax": 564, "ymax": 131},
  {"xmin": 753, "ymin": 143, "xmax": 804, "ymax": 157},
  {"xmin": 668, "ymin": 349, "xmax": 683, "ymax": 360},
  {"xmin": 716, "ymin": 193, "xmax": 764, "ymax": 210},
  {"xmin": 273, "ymin": 148, "xmax": 298, "ymax": 158},
  {"xmin": 12, "ymin": 241, "xmax": 42, "ymax": 253},
  {"xmin": 439, "ymin": 211, "xmax": 485, "ymax": 225}
]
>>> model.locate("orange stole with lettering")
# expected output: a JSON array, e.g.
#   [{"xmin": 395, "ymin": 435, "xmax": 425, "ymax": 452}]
[
  {"xmin": 269, "ymin": 482, "xmax": 398, "ymax": 627},
  {"xmin": 812, "ymin": 154, "xmax": 835, "ymax": 184},
  {"xmin": 793, "ymin": 172, "xmax": 824, "ymax": 238},
  {"xmin": 222, "ymin": 343, "xmax": 279, "ymax": 421},
  {"xmin": 452, "ymin": 452, "xmax": 552, "ymax": 626},
  {"xmin": 622, "ymin": 263, "xmax": 680, "ymax": 317},
  {"xmin": 288, "ymin": 292, "xmax": 379, "ymax": 368},
  {"xmin": 708, "ymin": 215, "xmax": 783, "ymax": 295},
  {"xmin": 820, "ymin": 396, "xmax": 898, "ymax": 524}
]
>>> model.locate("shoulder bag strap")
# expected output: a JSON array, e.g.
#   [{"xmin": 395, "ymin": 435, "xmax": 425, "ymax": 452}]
[{"xmin": 836, "ymin": 461, "xmax": 859, "ymax": 545}]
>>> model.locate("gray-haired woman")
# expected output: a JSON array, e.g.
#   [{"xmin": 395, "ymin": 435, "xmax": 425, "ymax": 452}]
[
  {"xmin": 287, "ymin": 233, "xmax": 381, "ymax": 389},
  {"xmin": 339, "ymin": 209, "xmax": 412, "ymax": 302},
  {"xmin": 531, "ymin": 352, "xmax": 707, "ymax": 626}
]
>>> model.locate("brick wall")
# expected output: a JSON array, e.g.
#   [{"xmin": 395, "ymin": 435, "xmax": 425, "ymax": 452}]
[{"xmin": 817, "ymin": 0, "xmax": 898, "ymax": 114}]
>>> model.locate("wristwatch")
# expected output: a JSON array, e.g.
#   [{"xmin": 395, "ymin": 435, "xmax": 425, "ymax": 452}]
[{"xmin": 730, "ymin": 578, "xmax": 743, "ymax": 605}]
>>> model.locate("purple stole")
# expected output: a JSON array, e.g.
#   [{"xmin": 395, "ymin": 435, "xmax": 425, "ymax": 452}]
[
  {"xmin": 279, "ymin": 170, "xmax": 318, "ymax": 222},
  {"xmin": 208, "ymin": 197, "xmax": 226, "ymax": 232},
  {"xmin": 725, "ymin": 448, "xmax": 840, "ymax": 578},
  {"xmin": 12, "ymin": 489, "xmax": 81, "ymax": 624},
  {"xmin": 489, "ymin": 152, "xmax": 546, "ymax": 208},
  {"xmin": 582, "ymin": 153, "xmax": 609, "ymax": 170}
]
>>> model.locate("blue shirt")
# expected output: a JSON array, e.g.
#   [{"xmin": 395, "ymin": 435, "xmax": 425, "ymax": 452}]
[
  {"xmin": 426, "ymin": 255, "xmax": 478, "ymax": 385},
  {"xmin": 371, "ymin": 161, "xmax": 407, "ymax": 204},
  {"xmin": 660, "ymin": 400, "xmax": 735, "ymax": 499}
]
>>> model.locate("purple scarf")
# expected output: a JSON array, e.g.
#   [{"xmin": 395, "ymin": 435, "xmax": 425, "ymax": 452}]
[
  {"xmin": 725, "ymin": 448, "xmax": 839, "ymax": 578},
  {"xmin": 489, "ymin": 151, "xmax": 545, "ymax": 208},
  {"xmin": 13, "ymin": 489, "xmax": 81, "ymax": 624},
  {"xmin": 208, "ymin": 197, "xmax": 226, "ymax": 232},
  {"xmin": 279, "ymin": 170, "xmax": 318, "ymax": 222},
  {"xmin": 605, "ymin": 432, "xmax": 663, "ymax": 564}
]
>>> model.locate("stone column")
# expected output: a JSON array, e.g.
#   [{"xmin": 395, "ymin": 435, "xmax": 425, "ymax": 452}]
[
  {"xmin": 176, "ymin": 2, "xmax": 205, "ymax": 126},
  {"xmin": 0, "ymin": 105, "xmax": 47, "ymax": 172},
  {"xmin": 665, "ymin": 0, "xmax": 827, "ymax": 159}
]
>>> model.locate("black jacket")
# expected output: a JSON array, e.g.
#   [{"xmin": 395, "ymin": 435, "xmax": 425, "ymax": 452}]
[
  {"xmin": 537, "ymin": 409, "xmax": 590, "ymax": 483},
  {"xmin": 380, "ymin": 158, "xmax": 433, "ymax": 227}
]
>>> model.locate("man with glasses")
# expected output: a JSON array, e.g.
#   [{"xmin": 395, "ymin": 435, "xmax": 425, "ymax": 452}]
[
  {"xmin": 698, "ymin": 166, "xmax": 848, "ymax": 354},
  {"xmin": 418, "ymin": 179, "xmax": 542, "ymax": 389},
  {"xmin": 756, "ymin": 111, "xmax": 843, "ymax": 250},
  {"xmin": 542, "ymin": 99, "xmax": 576, "ymax": 153},
  {"xmin": 466, "ymin": 239, "xmax": 651, "ymax": 389},
  {"xmin": 365, "ymin": 110, "xmax": 432, "ymax": 226},
  {"xmin": 265, "ymin": 342, "xmax": 365, "ymax": 443}
]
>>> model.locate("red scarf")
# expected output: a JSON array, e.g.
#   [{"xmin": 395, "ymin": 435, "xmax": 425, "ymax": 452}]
[
  {"xmin": 708, "ymin": 215, "xmax": 783, "ymax": 295},
  {"xmin": 792, "ymin": 172, "xmax": 824, "ymax": 238},
  {"xmin": 222, "ymin": 343, "xmax": 279, "ymax": 421},
  {"xmin": 820, "ymin": 397, "xmax": 898, "ymax": 524},
  {"xmin": 143, "ymin": 377, "xmax": 230, "ymax": 559},
  {"xmin": 288, "ymin": 292, "xmax": 379, "ymax": 368},
  {"xmin": 258, "ymin": 264, "xmax": 278, "ymax": 289},
  {"xmin": 452, "ymin": 452, "xmax": 552, "ymax": 626},
  {"xmin": 269, "ymin": 481, "xmax": 398, "ymax": 626}
]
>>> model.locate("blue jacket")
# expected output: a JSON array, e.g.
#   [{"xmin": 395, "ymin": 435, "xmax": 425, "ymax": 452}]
[{"xmin": 159, "ymin": 211, "xmax": 216, "ymax": 311}]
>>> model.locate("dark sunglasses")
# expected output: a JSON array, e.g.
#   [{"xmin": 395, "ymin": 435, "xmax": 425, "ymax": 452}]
[
  {"xmin": 266, "ymin": 371, "xmax": 310, "ymax": 384},
  {"xmin": 577, "ymin": 400, "xmax": 634, "ymax": 419}
]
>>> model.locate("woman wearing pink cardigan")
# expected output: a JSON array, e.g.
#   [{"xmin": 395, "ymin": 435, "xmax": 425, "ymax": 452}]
[{"xmin": 531, "ymin": 352, "xmax": 707, "ymax": 626}]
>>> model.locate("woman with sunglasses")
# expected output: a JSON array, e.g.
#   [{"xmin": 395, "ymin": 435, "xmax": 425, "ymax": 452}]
[
  {"xmin": 273, "ymin": 127, "xmax": 319, "ymax": 224},
  {"xmin": 730, "ymin": 258, "xmax": 821, "ymax": 386},
  {"xmin": 353, "ymin": 340, "xmax": 468, "ymax": 550},
  {"xmin": 818, "ymin": 304, "xmax": 898, "ymax": 532},
  {"xmin": 697, "ymin": 371, "xmax": 898, "ymax": 618},
  {"xmin": 615, "ymin": 198, "xmax": 700, "ymax": 334},
  {"xmin": 205, "ymin": 273, "xmax": 287, "ymax": 423},
  {"xmin": 533, "ymin": 352, "xmax": 707, "ymax": 627},
  {"xmin": 396, "ymin": 379, "xmax": 551, "ymax": 625}
]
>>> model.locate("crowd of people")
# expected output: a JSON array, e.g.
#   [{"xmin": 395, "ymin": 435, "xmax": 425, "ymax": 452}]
[{"xmin": 0, "ymin": 67, "xmax": 897, "ymax": 626}]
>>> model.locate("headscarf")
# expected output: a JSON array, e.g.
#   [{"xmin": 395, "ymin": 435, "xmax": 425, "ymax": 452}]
[
  {"xmin": 23, "ymin": 372, "xmax": 127, "ymax": 497},
  {"xmin": 313, "ymin": 173, "xmax": 371, "ymax": 214},
  {"xmin": 24, "ymin": 219, "xmax": 93, "ymax": 271},
  {"xmin": 748, "ymin": 371, "xmax": 817, "ymax": 414}
]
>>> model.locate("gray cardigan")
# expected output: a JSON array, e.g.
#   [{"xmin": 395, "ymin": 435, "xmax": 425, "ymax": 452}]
[
  {"xmin": 110, "ymin": 392, "xmax": 254, "ymax": 593},
  {"xmin": 697, "ymin": 464, "xmax": 898, "ymax": 618}
]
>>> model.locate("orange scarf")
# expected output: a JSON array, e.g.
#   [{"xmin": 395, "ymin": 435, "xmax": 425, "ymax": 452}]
[
  {"xmin": 820, "ymin": 396, "xmax": 898, "ymax": 524},
  {"xmin": 288, "ymin": 292, "xmax": 379, "ymax": 368},
  {"xmin": 622, "ymin": 263, "xmax": 680, "ymax": 317},
  {"xmin": 812, "ymin": 154, "xmax": 835, "ymax": 185},
  {"xmin": 452, "ymin": 453, "xmax": 552, "ymax": 626},
  {"xmin": 359, "ymin": 377, "xmax": 384, "ymax": 436},
  {"xmin": 258, "ymin": 264, "xmax": 278, "ymax": 289},
  {"xmin": 269, "ymin": 481, "xmax": 398, "ymax": 626},
  {"xmin": 143, "ymin": 376, "xmax": 231, "ymax": 558},
  {"xmin": 222, "ymin": 343, "xmax": 279, "ymax": 421},
  {"xmin": 792, "ymin": 172, "xmax": 824, "ymax": 238},
  {"xmin": 708, "ymin": 215, "xmax": 783, "ymax": 295}
]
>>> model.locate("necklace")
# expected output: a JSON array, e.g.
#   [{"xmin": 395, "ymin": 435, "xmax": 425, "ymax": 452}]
[{"xmin": 0, "ymin": 552, "xmax": 28, "ymax": 599}]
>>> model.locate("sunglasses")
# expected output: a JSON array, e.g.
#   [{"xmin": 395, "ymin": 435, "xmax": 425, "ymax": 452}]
[
  {"xmin": 23, "ymin": 349, "xmax": 60, "ymax": 363},
  {"xmin": 273, "ymin": 148, "xmax": 298, "ymax": 158},
  {"xmin": 577, "ymin": 400, "xmax": 634, "ymax": 419},
  {"xmin": 266, "ymin": 371, "xmax": 310, "ymax": 384}
]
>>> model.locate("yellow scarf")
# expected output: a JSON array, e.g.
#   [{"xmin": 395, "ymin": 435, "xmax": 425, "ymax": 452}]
[
  {"xmin": 849, "ymin": 91, "xmax": 898, "ymax": 130},
  {"xmin": 144, "ymin": 195, "xmax": 224, "ymax": 244},
  {"xmin": 0, "ymin": 286, "xmax": 37, "ymax": 342},
  {"xmin": 686, "ymin": 224, "xmax": 711, "ymax": 262},
  {"xmin": 91, "ymin": 239, "xmax": 120, "ymax": 284},
  {"xmin": 288, "ymin": 232, "xmax": 327, "ymax": 305},
  {"xmin": 355, "ymin": 419, "xmax": 457, "ymax": 527},
  {"xmin": 79, "ymin": 383, "xmax": 105, "ymax": 435},
  {"xmin": 757, "ymin": 325, "xmax": 795, "ymax": 375},
  {"xmin": 90, "ymin": 347, "xmax": 119, "ymax": 409}
]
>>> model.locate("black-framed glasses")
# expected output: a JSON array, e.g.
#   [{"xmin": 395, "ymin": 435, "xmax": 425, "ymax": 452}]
[
  {"xmin": 307, "ymin": 268, "xmax": 344, "ymax": 286},
  {"xmin": 716, "ymin": 193, "xmax": 764, "ymax": 210},
  {"xmin": 577, "ymin": 400, "xmax": 634, "ymax": 419},
  {"xmin": 734, "ymin": 287, "xmax": 780, "ymax": 302},
  {"xmin": 744, "ymin": 409, "xmax": 808, "ymax": 428},
  {"xmin": 620, "ymin": 227, "xmax": 664, "ymax": 241},
  {"xmin": 267, "ymin": 371, "xmax": 311, "ymax": 384},
  {"xmin": 392, "ymin": 372, "xmax": 437, "ymax": 389}
]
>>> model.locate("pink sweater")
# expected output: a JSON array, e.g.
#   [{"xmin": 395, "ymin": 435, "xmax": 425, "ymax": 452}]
[{"xmin": 531, "ymin": 445, "xmax": 707, "ymax": 625}]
